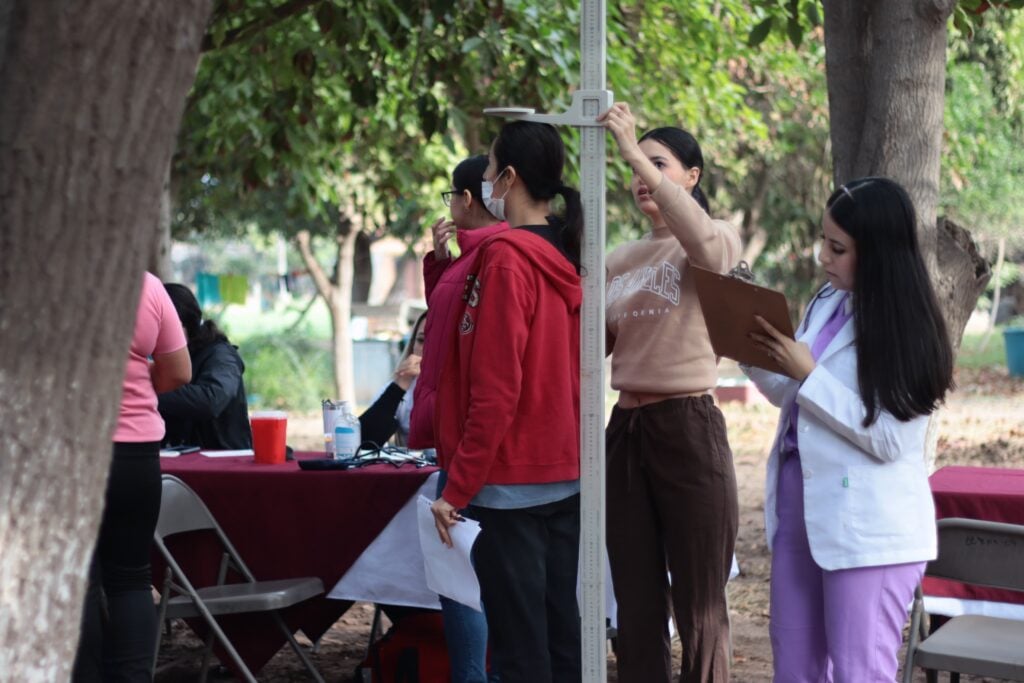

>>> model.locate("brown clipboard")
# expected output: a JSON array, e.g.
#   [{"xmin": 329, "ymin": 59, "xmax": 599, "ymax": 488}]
[{"xmin": 691, "ymin": 264, "xmax": 795, "ymax": 374}]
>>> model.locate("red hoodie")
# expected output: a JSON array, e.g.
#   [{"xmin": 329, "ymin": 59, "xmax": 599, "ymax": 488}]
[
  {"xmin": 407, "ymin": 221, "xmax": 509, "ymax": 449},
  {"xmin": 435, "ymin": 229, "xmax": 582, "ymax": 508}
]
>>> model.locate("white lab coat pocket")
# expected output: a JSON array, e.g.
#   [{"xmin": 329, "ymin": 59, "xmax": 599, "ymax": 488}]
[{"xmin": 843, "ymin": 462, "xmax": 932, "ymax": 542}]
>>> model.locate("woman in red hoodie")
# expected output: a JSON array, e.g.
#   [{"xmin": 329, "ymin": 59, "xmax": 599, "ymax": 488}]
[
  {"xmin": 408, "ymin": 155, "xmax": 506, "ymax": 683},
  {"xmin": 430, "ymin": 121, "xmax": 584, "ymax": 683}
]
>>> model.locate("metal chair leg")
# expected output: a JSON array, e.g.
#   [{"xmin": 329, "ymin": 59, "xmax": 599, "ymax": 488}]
[
  {"xmin": 153, "ymin": 567, "xmax": 175, "ymax": 677},
  {"xmin": 270, "ymin": 611, "xmax": 326, "ymax": 683},
  {"xmin": 363, "ymin": 604, "xmax": 383, "ymax": 662},
  {"xmin": 198, "ymin": 628, "xmax": 216, "ymax": 683}
]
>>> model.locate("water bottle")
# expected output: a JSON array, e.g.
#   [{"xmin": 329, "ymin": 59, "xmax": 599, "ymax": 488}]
[{"xmin": 332, "ymin": 401, "xmax": 361, "ymax": 462}]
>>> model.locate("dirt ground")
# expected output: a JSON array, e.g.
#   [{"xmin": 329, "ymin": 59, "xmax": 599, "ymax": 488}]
[{"xmin": 155, "ymin": 366, "xmax": 1024, "ymax": 682}]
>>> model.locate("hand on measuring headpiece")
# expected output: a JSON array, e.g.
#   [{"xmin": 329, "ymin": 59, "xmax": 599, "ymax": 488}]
[{"xmin": 597, "ymin": 102, "xmax": 642, "ymax": 166}]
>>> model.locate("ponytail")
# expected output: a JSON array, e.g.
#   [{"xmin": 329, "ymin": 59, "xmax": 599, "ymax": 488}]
[
  {"xmin": 557, "ymin": 184, "xmax": 583, "ymax": 273},
  {"xmin": 194, "ymin": 318, "xmax": 229, "ymax": 350},
  {"xmin": 492, "ymin": 121, "xmax": 584, "ymax": 272}
]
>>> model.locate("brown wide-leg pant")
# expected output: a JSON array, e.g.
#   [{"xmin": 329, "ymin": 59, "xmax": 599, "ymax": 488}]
[{"xmin": 606, "ymin": 395, "xmax": 738, "ymax": 683}]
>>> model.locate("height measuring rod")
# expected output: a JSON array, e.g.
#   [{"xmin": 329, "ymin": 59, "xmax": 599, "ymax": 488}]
[{"xmin": 484, "ymin": 1, "xmax": 611, "ymax": 679}]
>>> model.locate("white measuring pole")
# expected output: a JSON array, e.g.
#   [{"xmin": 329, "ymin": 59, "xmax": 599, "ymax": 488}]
[
  {"xmin": 576, "ymin": 1, "xmax": 608, "ymax": 681},
  {"xmin": 483, "ymin": 2, "xmax": 610, "ymax": 679}
]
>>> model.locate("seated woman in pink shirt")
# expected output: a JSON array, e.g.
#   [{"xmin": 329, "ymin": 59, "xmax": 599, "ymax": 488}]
[{"xmin": 73, "ymin": 272, "xmax": 191, "ymax": 683}]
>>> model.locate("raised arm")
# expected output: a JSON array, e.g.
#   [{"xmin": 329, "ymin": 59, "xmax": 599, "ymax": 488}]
[{"xmin": 598, "ymin": 103, "xmax": 737, "ymax": 270}]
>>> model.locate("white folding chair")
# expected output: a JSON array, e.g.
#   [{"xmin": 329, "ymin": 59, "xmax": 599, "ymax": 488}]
[
  {"xmin": 903, "ymin": 517, "xmax": 1024, "ymax": 683},
  {"xmin": 153, "ymin": 474, "xmax": 326, "ymax": 682}
]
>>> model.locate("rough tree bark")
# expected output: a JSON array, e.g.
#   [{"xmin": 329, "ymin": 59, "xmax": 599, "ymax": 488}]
[
  {"xmin": 740, "ymin": 162, "xmax": 771, "ymax": 267},
  {"xmin": 296, "ymin": 217, "xmax": 358, "ymax": 404},
  {"xmin": 822, "ymin": 1, "xmax": 992, "ymax": 471},
  {"xmin": 151, "ymin": 162, "xmax": 175, "ymax": 279},
  {"xmin": 822, "ymin": 0, "xmax": 990, "ymax": 340},
  {"xmin": 353, "ymin": 230, "xmax": 374, "ymax": 304},
  {"xmin": 0, "ymin": 2, "xmax": 211, "ymax": 680}
]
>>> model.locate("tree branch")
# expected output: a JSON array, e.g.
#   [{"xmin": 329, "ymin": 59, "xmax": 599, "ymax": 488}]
[
  {"xmin": 201, "ymin": 0, "xmax": 319, "ymax": 53},
  {"xmin": 295, "ymin": 229, "xmax": 336, "ymax": 305}
]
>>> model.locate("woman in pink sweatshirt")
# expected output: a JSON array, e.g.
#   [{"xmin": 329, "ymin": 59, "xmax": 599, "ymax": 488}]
[{"xmin": 599, "ymin": 102, "xmax": 741, "ymax": 683}]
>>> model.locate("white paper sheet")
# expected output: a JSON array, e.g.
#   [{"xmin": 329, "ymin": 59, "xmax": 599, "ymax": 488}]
[
  {"xmin": 199, "ymin": 449, "xmax": 255, "ymax": 457},
  {"xmin": 416, "ymin": 495, "xmax": 482, "ymax": 612}
]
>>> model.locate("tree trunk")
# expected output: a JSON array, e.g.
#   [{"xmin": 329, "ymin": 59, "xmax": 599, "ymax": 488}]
[
  {"xmin": 150, "ymin": 161, "xmax": 175, "ymax": 279},
  {"xmin": 740, "ymin": 162, "xmax": 771, "ymax": 267},
  {"xmin": 352, "ymin": 230, "xmax": 373, "ymax": 304},
  {"xmin": 979, "ymin": 236, "xmax": 1006, "ymax": 352},
  {"xmin": 822, "ymin": 1, "xmax": 991, "ymax": 472},
  {"xmin": 296, "ymin": 220, "xmax": 358, "ymax": 404},
  {"xmin": 823, "ymin": 0, "xmax": 954, "ymax": 271},
  {"xmin": 822, "ymin": 0, "xmax": 992, "ymax": 333},
  {"xmin": 0, "ymin": 2, "xmax": 210, "ymax": 679},
  {"xmin": 933, "ymin": 217, "xmax": 992, "ymax": 348}
]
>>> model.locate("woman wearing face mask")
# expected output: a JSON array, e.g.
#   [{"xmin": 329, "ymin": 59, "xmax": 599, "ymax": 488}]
[
  {"xmin": 598, "ymin": 102, "xmax": 740, "ymax": 683},
  {"xmin": 430, "ymin": 121, "xmax": 583, "ymax": 683},
  {"xmin": 408, "ymin": 155, "xmax": 506, "ymax": 683}
]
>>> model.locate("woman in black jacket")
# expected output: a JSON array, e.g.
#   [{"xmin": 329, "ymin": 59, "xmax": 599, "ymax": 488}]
[{"xmin": 159, "ymin": 283, "xmax": 252, "ymax": 450}]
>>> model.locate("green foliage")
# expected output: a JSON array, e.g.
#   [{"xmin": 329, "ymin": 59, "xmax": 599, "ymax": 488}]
[
  {"xmin": 174, "ymin": 0, "xmax": 581, "ymax": 245},
  {"xmin": 943, "ymin": 11, "xmax": 1024, "ymax": 242},
  {"xmin": 957, "ymin": 330, "xmax": 1009, "ymax": 368},
  {"xmin": 707, "ymin": 10, "xmax": 832, "ymax": 309},
  {"xmin": 239, "ymin": 333, "xmax": 334, "ymax": 410},
  {"xmin": 742, "ymin": 0, "xmax": 822, "ymax": 49},
  {"xmin": 177, "ymin": 0, "xmax": 810, "ymax": 252},
  {"xmin": 952, "ymin": 0, "xmax": 1024, "ymax": 38},
  {"xmin": 175, "ymin": 0, "xmax": 1019, "ymax": 315},
  {"xmin": 604, "ymin": 1, "xmax": 779, "ymax": 241},
  {"xmin": 984, "ymin": 261, "xmax": 1021, "ymax": 294}
]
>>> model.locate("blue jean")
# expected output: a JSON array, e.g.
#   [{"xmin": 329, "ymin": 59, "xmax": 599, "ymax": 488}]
[
  {"xmin": 440, "ymin": 596, "xmax": 497, "ymax": 683},
  {"xmin": 437, "ymin": 471, "xmax": 498, "ymax": 683}
]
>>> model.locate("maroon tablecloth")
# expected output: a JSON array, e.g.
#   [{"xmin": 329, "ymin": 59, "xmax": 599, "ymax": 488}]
[
  {"xmin": 924, "ymin": 465, "xmax": 1024, "ymax": 606},
  {"xmin": 157, "ymin": 451, "xmax": 437, "ymax": 674}
]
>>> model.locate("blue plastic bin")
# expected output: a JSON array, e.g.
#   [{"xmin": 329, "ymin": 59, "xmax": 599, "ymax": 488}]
[{"xmin": 1004, "ymin": 327, "xmax": 1024, "ymax": 377}]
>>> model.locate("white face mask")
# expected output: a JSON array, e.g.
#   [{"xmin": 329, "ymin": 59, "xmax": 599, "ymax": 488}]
[{"xmin": 481, "ymin": 170, "xmax": 509, "ymax": 221}]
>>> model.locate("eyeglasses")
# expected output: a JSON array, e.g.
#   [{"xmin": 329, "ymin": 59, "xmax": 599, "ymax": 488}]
[{"xmin": 441, "ymin": 190, "xmax": 457, "ymax": 207}]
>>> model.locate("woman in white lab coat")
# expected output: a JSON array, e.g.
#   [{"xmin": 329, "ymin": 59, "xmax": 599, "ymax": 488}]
[{"xmin": 744, "ymin": 177, "xmax": 954, "ymax": 682}]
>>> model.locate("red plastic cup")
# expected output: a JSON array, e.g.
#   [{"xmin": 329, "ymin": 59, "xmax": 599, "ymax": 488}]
[{"xmin": 250, "ymin": 411, "xmax": 287, "ymax": 464}]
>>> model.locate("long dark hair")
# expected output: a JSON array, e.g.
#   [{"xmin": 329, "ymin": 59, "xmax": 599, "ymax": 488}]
[
  {"xmin": 825, "ymin": 177, "xmax": 954, "ymax": 425},
  {"xmin": 492, "ymin": 121, "xmax": 583, "ymax": 272},
  {"xmin": 452, "ymin": 155, "xmax": 489, "ymax": 203},
  {"xmin": 164, "ymin": 283, "xmax": 229, "ymax": 352},
  {"xmin": 639, "ymin": 127, "xmax": 710, "ymax": 213}
]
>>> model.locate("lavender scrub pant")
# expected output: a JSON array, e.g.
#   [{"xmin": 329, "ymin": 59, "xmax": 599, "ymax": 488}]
[{"xmin": 770, "ymin": 454, "xmax": 925, "ymax": 683}]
